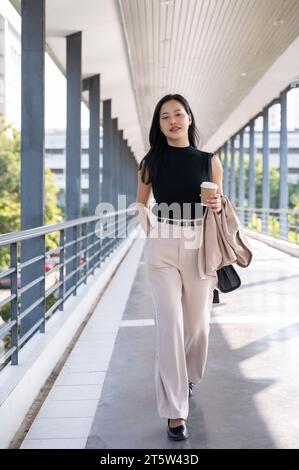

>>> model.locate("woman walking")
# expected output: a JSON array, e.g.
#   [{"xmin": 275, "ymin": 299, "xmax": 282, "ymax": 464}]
[{"xmin": 135, "ymin": 94, "xmax": 223, "ymax": 441}]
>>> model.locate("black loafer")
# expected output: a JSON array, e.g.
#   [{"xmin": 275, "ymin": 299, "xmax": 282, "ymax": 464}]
[
  {"xmin": 167, "ymin": 419, "xmax": 188, "ymax": 441},
  {"xmin": 188, "ymin": 381, "xmax": 194, "ymax": 397}
]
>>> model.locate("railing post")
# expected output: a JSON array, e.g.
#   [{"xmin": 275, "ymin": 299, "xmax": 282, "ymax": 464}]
[
  {"xmin": 98, "ymin": 219, "xmax": 103, "ymax": 267},
  {"xmin": 82, "ymin": 222, "xmax": 87, "ymax": 284},
  {"xmin": 59, "ymin": 229, "xmax": 65, "ymax": 311},
  {"xmin": 92, "ymin": 229, "xmax": 96, "ymax": 275},
  {"xmin": 73, "ymin": 225, "xmax": 78, "ymax": 295},
  {"xmin": 10, "ymin": 243, "xmax": 19, "ymax": 365},
  {"xmin": 40, "ymin": 234, "xmax": 46, "ymax": 334}
]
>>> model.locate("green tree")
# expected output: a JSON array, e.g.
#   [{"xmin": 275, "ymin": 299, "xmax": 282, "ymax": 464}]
[
  {"xmin": 0, "ymin": 117, "xmax": 63, "ymax": 266},
  {"xmin": 0, "ymin": 119, "xmax": 64, "ymax": 327},
  {"xmin": 44, "ymin": 167, "xmax": 64, "ymax": 251},
  {"xmin": 232, "ymin": 152, "xmax": 299, "ymax": 209},
  {"xmin": 0, "ymin": 118, "xmax": 21, "ymax": 270}
]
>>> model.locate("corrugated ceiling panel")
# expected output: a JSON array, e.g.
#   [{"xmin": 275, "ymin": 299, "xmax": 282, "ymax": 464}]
[{"xmin": 119, "ymin": 0, "xmax": 299, "ymax": 149}]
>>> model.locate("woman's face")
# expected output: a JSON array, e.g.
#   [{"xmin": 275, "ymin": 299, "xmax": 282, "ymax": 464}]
[{"xmin": 159, "ymin": 99, "xmax": 192, "ymax": 143}]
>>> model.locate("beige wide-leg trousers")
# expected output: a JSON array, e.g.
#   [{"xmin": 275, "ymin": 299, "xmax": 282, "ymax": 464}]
[{"xmin": 143, "ymin": 219, "xmax": 218, "ymax": 420}]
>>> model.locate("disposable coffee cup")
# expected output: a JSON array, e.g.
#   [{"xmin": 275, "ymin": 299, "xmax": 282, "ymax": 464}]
[{"xmin": 200, "ymin": 182, "xmax": 218, "ymax": 206}]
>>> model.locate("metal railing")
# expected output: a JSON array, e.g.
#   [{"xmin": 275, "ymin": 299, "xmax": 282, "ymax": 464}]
[
  {"xmin": 1, "ymin": 204, "xmax": 298, "ymax": 371},
  {"xmin": 0, "ymin": 208, "xmax": 137, "ymax": 370},
  {"xmin": 237, "ymin": 207, "xmax": 299, "ymax": 245}
]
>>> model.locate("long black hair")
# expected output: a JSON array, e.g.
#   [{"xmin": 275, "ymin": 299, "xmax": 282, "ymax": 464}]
[{"xmin": 139, "ymin": 93, "xmax": 201, "ymax": 186}]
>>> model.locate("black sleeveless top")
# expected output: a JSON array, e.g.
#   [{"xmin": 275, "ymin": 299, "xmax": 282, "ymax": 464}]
[{"xmin": 151, "ymin": 143, "xmax": 213, "ymax": 220}]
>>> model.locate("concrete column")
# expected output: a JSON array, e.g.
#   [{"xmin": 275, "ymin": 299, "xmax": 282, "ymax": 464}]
[
  {"xmin": 119, "ymin": 129, "xmax": 124, "ymax": 205},
  {"xmin": 239, "ymin": 129, "xmax": 245, "ymax": 224},
  {"xmin": 111, "ymin": 118, "xmax": 118, "ymax": 210},
  {"xmin": 249, "ymin": 119, "xmax": 255, "ymax": 209},
  {"xmin": 66, "ymin": 32, "xmax": 82, "ymax": 219},
  {"xmin": 230, "ymin": 136, "xmax": 236, "ymax": 204},
  {"xmin": 65, "ymin": 31, "xmax": 82, "ymax": 296},
  {"xmin": 20, "ymin": 0, "xmax": 45, "ymax": 337},
  {"xmin": 132, "ymin": 152, "xmax": 137, "ymax": 205},
  {"xmin": 130, "ymin": 148, "xmax": 135, "ymax": 205},
  {"xmin": 129, "ymin": 146, "xmax": 134, "ymax": 205},
  {"xmin": 127, "ymin": 147, "xmax": 133, "ymax": 206},
  {"xmin": 262, "ymin": 106, "xmax": 270, "ymax": 234},
  {"xmin": 223, "ymin": 142, "xmax": 228, "ymax": 196},
  {"xmin": 102, "ymin": 100, "xmax": 112, "ymax": 204},
  {"xmin": 82, "ymin": 75, "xmax": 100, "ymax": 216},
  {"xmin": 279, "ymin": 89, "xmax": 288, "ymax": 239},
  {"xmin": 124, "ymin": 140, "xmax": 129, "ymax": 204},
  {"xmin": 124, "ymin": 139, "xmax": 129, "ymax": 201},
  {"xmin": 82, "ymin": 74, "xmax": 100, "ymax": 272}
]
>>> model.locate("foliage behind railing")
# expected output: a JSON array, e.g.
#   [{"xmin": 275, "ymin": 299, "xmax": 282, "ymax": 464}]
[{"xmin": 237, "ymin": 207, "xmax": 299, "ymax": 245}]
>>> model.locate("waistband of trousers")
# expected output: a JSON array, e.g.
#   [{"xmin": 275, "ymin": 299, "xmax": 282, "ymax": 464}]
[{"xmin": 156, "ymin": 216, "xmax": 202, "ymax": 227}]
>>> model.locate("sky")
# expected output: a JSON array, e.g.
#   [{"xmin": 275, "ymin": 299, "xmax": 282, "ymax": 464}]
[{"xmin": 45, "ymin": 53, "xmax": 90, "ymax": 131}]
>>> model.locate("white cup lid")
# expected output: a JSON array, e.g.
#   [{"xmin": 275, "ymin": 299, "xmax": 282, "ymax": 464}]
[{"xmin": 200, "ymin": 181, "xmax": 218, "ymax": 189}]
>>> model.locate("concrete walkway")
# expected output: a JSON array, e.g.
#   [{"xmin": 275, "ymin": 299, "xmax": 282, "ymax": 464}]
[{"xmin": 20, "ymin": 236, "xmax": 299, "ymax": 449}]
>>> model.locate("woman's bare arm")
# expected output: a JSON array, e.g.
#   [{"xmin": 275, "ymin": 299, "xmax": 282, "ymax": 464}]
[
  {"xmin": 211, "ymin": 153, "xmax": 224, "ymax": 195},
  {"xmin": 136, "ymin": 167, "xmax": 152, "ymax": 208},
  {"xmin": 206, "ymin": 153, "xmax": 224, "ymax": 214},
  {"xmin": 135, "ymin": 166, "xmax": 153, "ymax": 235}
]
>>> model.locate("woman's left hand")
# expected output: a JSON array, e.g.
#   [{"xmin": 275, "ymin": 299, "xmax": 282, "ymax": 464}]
[{"xmin": 206, "ymin": 193, "xmax": 222, "ymax": 213}]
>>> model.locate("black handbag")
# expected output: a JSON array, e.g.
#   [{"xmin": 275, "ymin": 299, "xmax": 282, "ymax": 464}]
[
  {"xmin": 216, "ymin": 264, "xmax": 241, "ymax": 293},
  {"xmin": 205, "ymin": 159, "xmax": 241, "ymax": 297}
]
